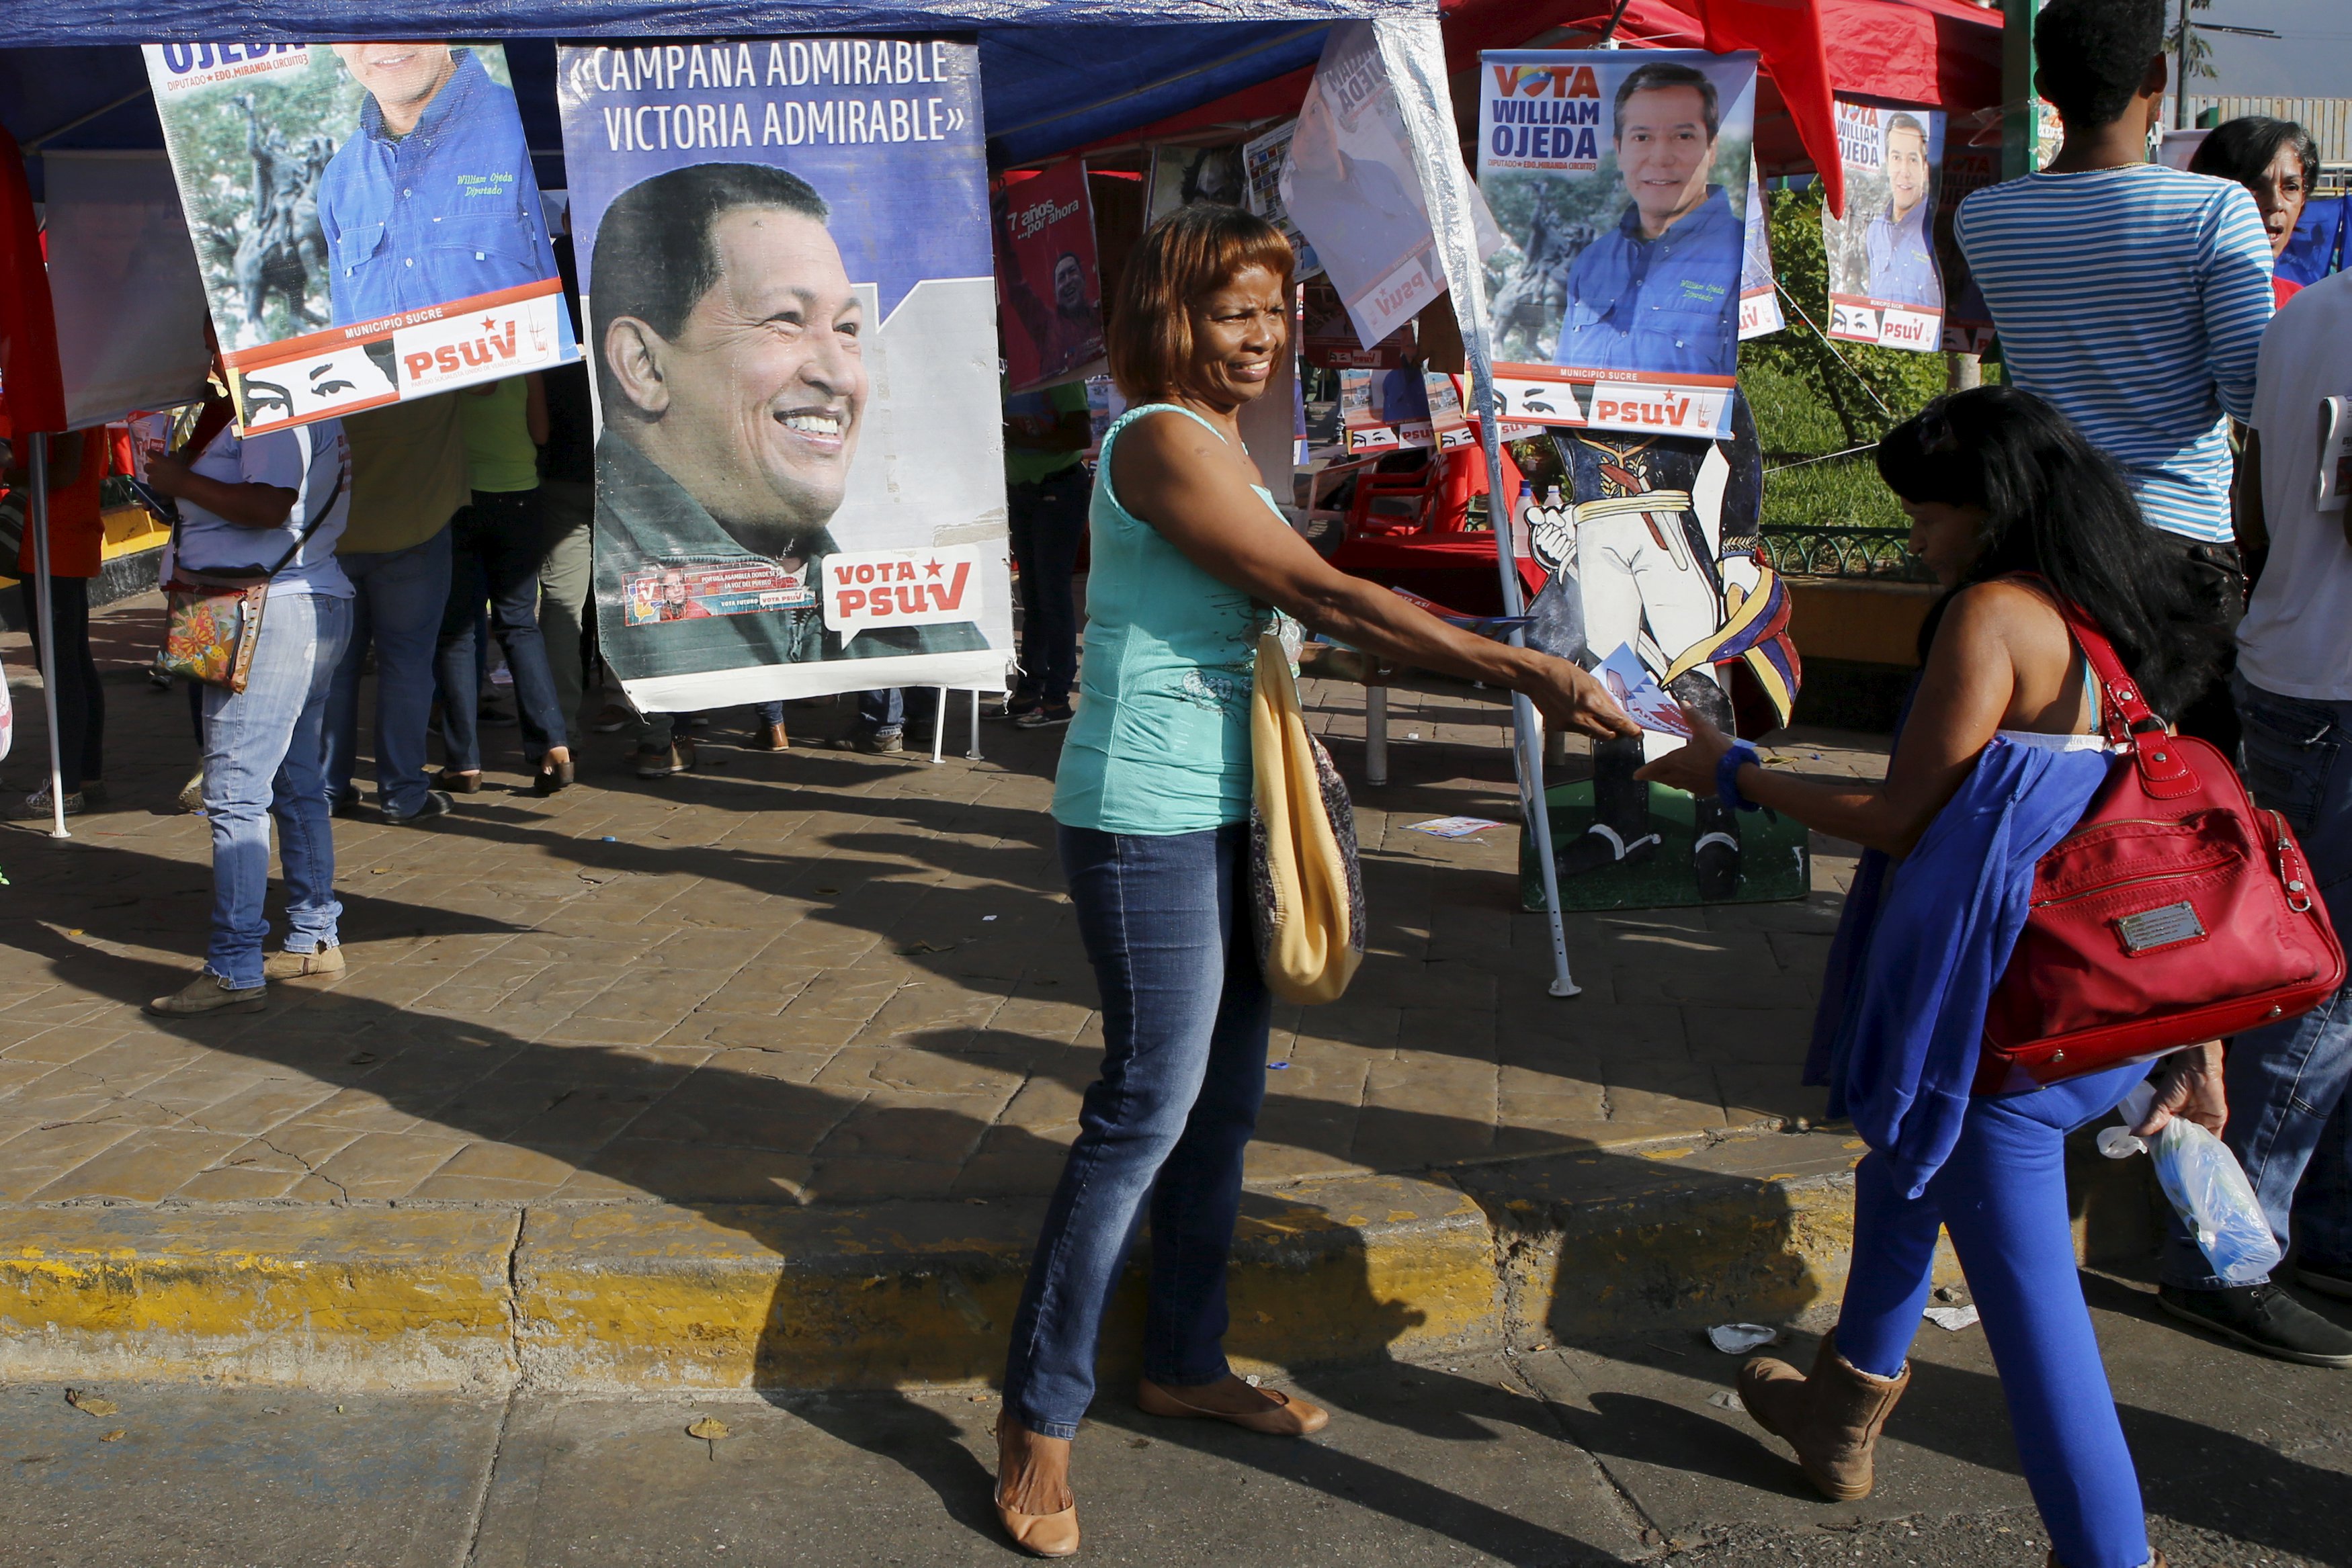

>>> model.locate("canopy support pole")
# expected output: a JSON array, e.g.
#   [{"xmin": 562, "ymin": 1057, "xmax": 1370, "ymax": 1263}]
[
  {"xmin": 28, "ymin": 437, "xmax": 69, "ymax": 840},
  {"xmin": 1375, "ymin": 14, "xmax": 1577, "ymax": 998}
]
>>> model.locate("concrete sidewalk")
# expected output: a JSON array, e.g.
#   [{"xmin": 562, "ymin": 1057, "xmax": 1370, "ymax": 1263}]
[
  {"xmin": 1, "ymin": 1274, "xmax": 2343, "ymax": 1567},
  {"xmin": 0, "ymin": 593, "xmax": 1902, "ymax": 1388}
]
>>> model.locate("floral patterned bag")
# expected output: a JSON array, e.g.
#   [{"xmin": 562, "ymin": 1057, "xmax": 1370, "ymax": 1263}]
[
  {"xmin": 154, "ymin": 415, "xmax": 339, "ymax": 695},
  {"xmin": 159, "ymin": 580, "xmax": 271, "ymax": 693}
]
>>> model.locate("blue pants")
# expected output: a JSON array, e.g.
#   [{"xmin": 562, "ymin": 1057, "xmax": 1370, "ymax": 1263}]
[
  {"xmin": 436, "ymin": 490, "xmax": 568, "ymax": 770},
  {"xmin": 202, "ymin": 592, "xmax": 351, "ymax": 989},
  {"xmin": 326, "ymin": 523, "xmax": 452, "ymax": 816},
  {"xmin": 2162, "ymin": 676, "xmax": 2352, "ymax": 1289},
  {"xmin": 1837, "ymin": 1063, "xmax": 2148, "ymax": 1568},
  {"xmin": 1001, "ymin": 822, "xmax": 1273, "ymax": 1440}
]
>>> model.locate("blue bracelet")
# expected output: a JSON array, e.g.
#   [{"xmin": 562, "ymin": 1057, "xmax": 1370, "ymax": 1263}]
[{"xmin": 1716, "ymin": 741, "xmax": 1761, "ymax": 813}]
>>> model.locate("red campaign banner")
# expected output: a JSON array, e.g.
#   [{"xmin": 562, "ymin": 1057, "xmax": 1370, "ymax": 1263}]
[{"xmin": 994, "ymin": 161, "xmax": 1105, "ymax": 392}]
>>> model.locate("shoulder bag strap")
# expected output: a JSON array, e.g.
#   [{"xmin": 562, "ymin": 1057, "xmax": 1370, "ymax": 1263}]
[
  {"xmin": 259, "ymin": 423, "xmax": 343, "ymax": 578},
  {"xmin": 2003, "ymin": 571, "xmax": 2197, "ymax": 795}
]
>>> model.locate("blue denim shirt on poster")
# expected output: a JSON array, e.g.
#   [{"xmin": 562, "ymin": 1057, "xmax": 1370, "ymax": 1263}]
[
  {"xmin": 316, "ymin": 48, "xmax": 556, "ymax": 327},
  {"xmin": 1556, "ymin": 183, "xmax": 1741, "ymax": 377},
  {"xmin": 1865, "ymin": 200, "xmax": 1943, "ymax": 309}
]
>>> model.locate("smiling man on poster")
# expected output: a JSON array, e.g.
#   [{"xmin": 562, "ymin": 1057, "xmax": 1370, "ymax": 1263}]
[
  {"xmin": 1557, "ymin": 60, "xmax": 1742, "ymax": 378},
  {"xmin": 317, "ymin": 44, "xmax": 559, "ymax": 327},
  {"xmin": 589, "ymin": 161, "xmax": 983, "ymax": 676},
  {"xmin": 1865, "ymin": 112, "xmax": 1941, "ymax": 308}
]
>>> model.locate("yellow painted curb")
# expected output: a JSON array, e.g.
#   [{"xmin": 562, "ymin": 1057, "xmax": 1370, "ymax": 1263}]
[
  {"xmin": 0, "ymin": 1207, "xmax": 519, "ymax": 1392},
  {"xmin": 513, "ymin": 1173, "xmax": 1499, "ymax": 1391}
]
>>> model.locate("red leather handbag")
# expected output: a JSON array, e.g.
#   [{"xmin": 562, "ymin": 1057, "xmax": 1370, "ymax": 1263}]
[{"xmin": 1974, "ymin": 589, "xmax": 2345, "ymax": 1094}]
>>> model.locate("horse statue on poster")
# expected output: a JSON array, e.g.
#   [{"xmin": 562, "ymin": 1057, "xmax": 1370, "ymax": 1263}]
[{"xmin": 223, "ymin": 94, "xmax": 332, "ymax": 336}]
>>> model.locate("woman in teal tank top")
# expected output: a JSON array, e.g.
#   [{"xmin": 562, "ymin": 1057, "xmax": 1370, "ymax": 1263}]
[{"xmin": 993, "ymin": 206, "xmax": 1634, "ymax": 1559}]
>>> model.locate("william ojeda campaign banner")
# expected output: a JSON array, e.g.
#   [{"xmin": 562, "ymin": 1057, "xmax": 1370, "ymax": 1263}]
[
  {"xmin": 142, "ymin": 42, "xmax": 577, "ymax": 435},
  {"xmin": 1477, "ymin": 50, "xmax": 1757, "ymax": 440},
  {"xmin": 1821, "ymin": 99, "xmax": 1946, "ymax": 352},
  {"xmin": 557, "ymin": 38, "xmax": 1015, "ymax": 712}
]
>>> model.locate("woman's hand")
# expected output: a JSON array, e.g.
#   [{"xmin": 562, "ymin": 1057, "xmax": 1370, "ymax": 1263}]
[
  {"xmin": 2134, "ymin": 1041, "xmax": 2227, "ymax": 1139},
  {"xmin": 1633, "ymin": 703, "xmax": 1737, "ymax": 796},
  {"xmin": 144, "ymin": 453, "xmax": 193, "ymax": 499},
  {"xmin": 1519, "ymin": 653, "xmax": 1641, "ymax": 742}
]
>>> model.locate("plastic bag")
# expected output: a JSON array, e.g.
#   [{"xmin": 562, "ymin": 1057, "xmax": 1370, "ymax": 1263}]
[{"xmin": 2101, "ymin": 1082, "xmax": 2283, "ymax": 1284}]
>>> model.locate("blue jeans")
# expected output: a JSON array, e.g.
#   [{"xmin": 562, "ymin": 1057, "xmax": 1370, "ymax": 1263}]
[
  {"xmin": 1009, "ymin": 466, "xmax": 1087, "ymax": 706},
  {"xmin": 1838, "ymin": 1063, "xmax": 2150, "ymax": 1568},
  {"xmin": 202, "ymin": 592, "xmax": 351, "ymax": 990},
  {"xmin": 1001, "ymin": 822, "xmax": 1273, "ymax": 1440},
  {"xmin": 855, "ymin": 688, "xmax": 935, "ymax": 736},
  {"xmin": 437, "ymin": 490, "xmax": 567, "ymax": 770},
  {"xmin": 2162, "ymin": 674, "xmax": 2352, "ymax": 1288},
  {"xmin": 327, "ymin": 523, "xmax": 452, "ymax": 816}
]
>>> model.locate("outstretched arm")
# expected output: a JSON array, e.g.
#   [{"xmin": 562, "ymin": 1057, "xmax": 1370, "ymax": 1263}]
[
  {"xmin": 1634, "ymin": 583, "xmax": 2031, "ymax": 855},
  {"xmin": 1112, "ymin": 412, "xmax": 1637, "ymax": 740}
]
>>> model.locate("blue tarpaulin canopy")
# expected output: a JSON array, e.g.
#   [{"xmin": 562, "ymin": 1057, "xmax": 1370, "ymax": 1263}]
[{"xmin": 0, "ymin": 1, "xmax": 1433, "ymax": 177}]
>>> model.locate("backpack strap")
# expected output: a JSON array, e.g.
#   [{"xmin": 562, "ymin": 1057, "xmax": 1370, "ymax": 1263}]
[{"xmin": 2004, "ymin": 572, "xmax": 2199, "ymax": 798}]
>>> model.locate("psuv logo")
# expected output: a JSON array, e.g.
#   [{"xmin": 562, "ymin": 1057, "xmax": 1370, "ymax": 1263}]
[
  {"xmin": 824, "ymin": 546, "xmax": 986, "ymax": 645},
  {"xmin": 405, "ymin": 317, "xmax": 521, "ymax": 386}
]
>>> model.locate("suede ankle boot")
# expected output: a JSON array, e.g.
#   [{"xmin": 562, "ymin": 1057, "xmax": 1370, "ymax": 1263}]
[{"xmin": 1736, "ymin": 1331, "xmax": 1910, "ymax": 1501}]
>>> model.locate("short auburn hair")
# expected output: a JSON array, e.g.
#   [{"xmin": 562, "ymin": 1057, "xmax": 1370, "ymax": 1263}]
[{"xmin": 1106, "ymin": 204, "xmax": 1295, "ymax": 402}]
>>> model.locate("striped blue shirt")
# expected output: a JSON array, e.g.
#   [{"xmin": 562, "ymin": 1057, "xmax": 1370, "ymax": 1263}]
[{"xmin": 1956, "ymin": 165, "xmax": 2273, "ymax": 543}]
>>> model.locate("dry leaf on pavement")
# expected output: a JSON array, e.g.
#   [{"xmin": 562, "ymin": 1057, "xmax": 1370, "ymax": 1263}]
[
  {"xmin": 64, "ymin": 1389, "xmax": 118, "ymax": 1418},
  {"xmin": 687, "ymin": 1418, "xmax": 730, "ymax": 1441}
]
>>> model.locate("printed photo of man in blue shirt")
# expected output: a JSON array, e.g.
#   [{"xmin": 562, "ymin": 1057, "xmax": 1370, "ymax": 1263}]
[
  {"xmin": 1863, "ymin": 112, "xmax": 1943, "ymax": 309},
  {"xmin": 316, "ymin": 44, "xmax": 558, "ymax": 329},
  {"xmin": 1557, "ymin": 61, "xmax": 1742, "ymax": 378}
]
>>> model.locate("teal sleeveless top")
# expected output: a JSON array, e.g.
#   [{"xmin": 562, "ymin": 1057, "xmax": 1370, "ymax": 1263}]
[{"xmin": 1052, "ymin": 404, "xmax": 1286, "ymax": 835}]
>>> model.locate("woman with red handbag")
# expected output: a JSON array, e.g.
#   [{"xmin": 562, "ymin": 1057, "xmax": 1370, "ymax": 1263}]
[{"xmin": 1640, "ymin": 388, "xmax": 2229, "ymax": 1568}]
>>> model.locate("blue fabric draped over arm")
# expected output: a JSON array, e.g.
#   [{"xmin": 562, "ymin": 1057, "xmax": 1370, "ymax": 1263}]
[{"xmin": 1806, "ymin": 738, "xmax": 2111, "ymax": 1198}]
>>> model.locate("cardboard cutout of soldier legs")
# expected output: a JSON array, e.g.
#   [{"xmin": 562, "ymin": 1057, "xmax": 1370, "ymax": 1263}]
[{"xmin": 1523, "ymin": 392, "xmax": 1764, "ymax": 900}]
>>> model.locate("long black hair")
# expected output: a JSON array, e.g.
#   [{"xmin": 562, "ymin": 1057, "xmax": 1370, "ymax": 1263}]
[{"xmin": 1875, "ymin": 385, "xmax": 2223, "ymax": 722}]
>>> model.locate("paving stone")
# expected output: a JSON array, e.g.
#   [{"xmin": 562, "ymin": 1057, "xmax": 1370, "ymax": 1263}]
[
  {"xmin": 311, "ymin": 1131, "xmax": 469, "ymax": 1200},
  {"xmin": 0, "ymin": 599, "xmax": 1876, "ymax": 1221},
  {"xmin": 30, "ymin": 1126, "xmax": 249, "ymax": 1202}
]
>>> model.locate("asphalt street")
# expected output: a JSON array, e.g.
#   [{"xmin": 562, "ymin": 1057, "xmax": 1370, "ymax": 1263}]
[{"xmin": 0, "ymin": 1268, "xmax": 2341, "ymax": 1567}]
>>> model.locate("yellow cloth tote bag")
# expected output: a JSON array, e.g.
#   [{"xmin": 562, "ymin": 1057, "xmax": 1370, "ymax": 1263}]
[{"xmin": 1249, "ymin": 631, "xmax": 1366, "ymax": 1004}]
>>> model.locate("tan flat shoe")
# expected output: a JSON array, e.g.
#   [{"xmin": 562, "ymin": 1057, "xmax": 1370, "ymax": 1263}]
[
  {"xmin": 1135, "ymin": 1377, "xmax": 1329, "ymax": 1436},
  {"xmin": 995, "ymin": 1496, "xmax": 1080, "ymax": 1558}
]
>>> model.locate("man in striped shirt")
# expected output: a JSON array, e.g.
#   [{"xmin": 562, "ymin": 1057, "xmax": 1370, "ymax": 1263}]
[{"xmin": 1955, "ymin": 0, "xmax": 2272, "ymax": 746}]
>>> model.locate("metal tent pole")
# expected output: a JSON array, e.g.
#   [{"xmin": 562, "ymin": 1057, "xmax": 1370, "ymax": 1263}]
[
  {"xmin": 27, "ymin": 437, "xmax": 69, "ymax": 840},
  {"xmin": 1374, "ymin": 13, "xmax": 1577, "ymax": 996}
]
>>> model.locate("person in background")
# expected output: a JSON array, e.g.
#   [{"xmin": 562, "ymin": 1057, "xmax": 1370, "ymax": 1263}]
[
  {"xmin": 435, "ymin": 374, "xmax": 571, "ymax": 795},
  {"xmin": 1640, "ymin": 387, "xmax": 2226, "ymax": 1568},
  {"xmin": 2188, "ymin": 116, "xmax": 2320, "ymax": 591},
  {"xmin": 7, "ymin": 427, "xmax": 108, "ymax": 818},
  {"xmin": 2189, "ymin": 116, "xmax": 2318, "ymax": 308},
  {"xmin": 2150, "ymin": 267, "xmax": 2352, "ymax": 1369},
  {"xmin": 1954, "ymin": 0, "xmax": 2272, "ymax": 756},
  {"xmin": 831, "ymin": 687, "xmax": 933, "ymax": 755},
  {"xmin": 538, "ymin": 222, "xmax": 600, "ymax": 756},
  {"xmin": 142, "ymin": 409, "xmax": 353, "ymax": 1012},
  {"xmin": 1002, "ymin": 383, "xmax": 1090, "ymax": 729},
  {"xmin": 327, "ymin": 395, "xmax": 466, "ymax": 823},
  {"xmin": 989, "ymin": 206, "xmax": 1632, "ymax": 1558}
]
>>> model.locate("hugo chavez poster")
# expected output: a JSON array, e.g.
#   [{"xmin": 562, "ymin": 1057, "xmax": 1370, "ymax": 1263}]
[{"xmin": 557, "ymin": 38, "xmax": 1015, "ymax": 713}]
